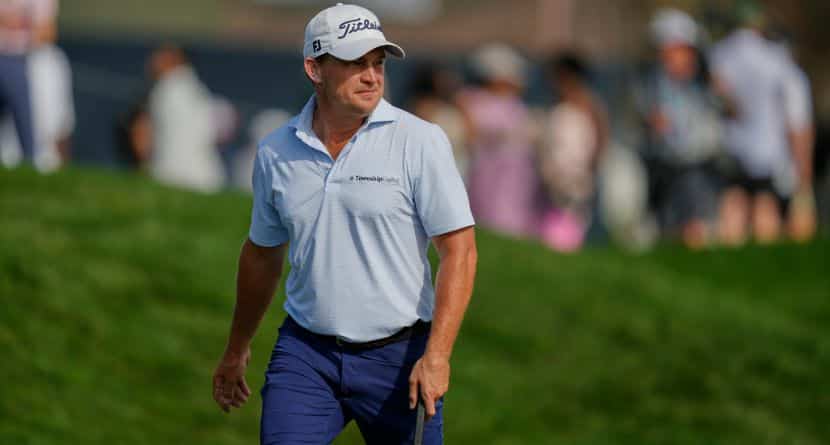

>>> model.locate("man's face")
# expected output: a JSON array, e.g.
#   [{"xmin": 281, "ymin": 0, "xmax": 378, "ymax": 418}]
[
  {"xmin": 316, "ymin": 48, "xmax": 386, "ymax": 117},
  {"xmin": 660, "ymin": 44, "xmax": 698, "ymax": 82}
]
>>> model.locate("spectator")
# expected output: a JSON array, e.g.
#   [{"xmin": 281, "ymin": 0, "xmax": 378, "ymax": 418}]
[
  {"xmin": 114, "ymin": 88, "xmax": 152, "ymax": 170},
  {"xmin": 710, "ymin": 3, "xmax": 814, "ymax": 244},
  {"xmin": 538, "ymin": 53, "xmax": 608, "ymax": 251},
  {"xmin": 768, "ymin": 29, "xmax": 818, "ymax": 242},
  {"xmin": 0, "ymin": 0, "xmax": 56, "ymax": 166},
  {"xmin": 146, "ymin": 44, "xmax": 225, "ymax": 192},
  {"xmin": 458, "ymin": 43, "xmax": 537, "ymax": 238},
  {"xmin": 637, "ymin": 8, "xmax": 722, "ymax": 248},
  {"xmin": 408, "ymin": 62, "xmax": 470, "ymax": 182},
  {"xmin": 27, "ymin": 0, "xmax": 73, "ymax": 172}
]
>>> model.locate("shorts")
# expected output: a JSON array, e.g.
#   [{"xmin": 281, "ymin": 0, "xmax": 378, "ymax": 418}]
[
  {"xmin": 723, "ymin": 161, "xmax": 791, "ymax": 215},
  {"xmin": 648, "ymin": 160, "xmax": 721, "ymax": 232},
  {"xmin": 260, "ymin": 316, "xmax": 443, "ymax": 445}
]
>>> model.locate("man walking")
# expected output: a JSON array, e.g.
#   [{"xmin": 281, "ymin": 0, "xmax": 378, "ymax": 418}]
[{"xmin": 212, "ymin": 4, "xmax": 477, "ymax": 445}]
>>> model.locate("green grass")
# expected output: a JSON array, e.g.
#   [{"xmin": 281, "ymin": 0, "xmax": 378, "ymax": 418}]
[{"xmin": 1, "ymin": 166, "xmax": 829, "ymax": 444}]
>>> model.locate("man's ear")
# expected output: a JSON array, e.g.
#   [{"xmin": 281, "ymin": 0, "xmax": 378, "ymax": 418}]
[{"xmin": 304, "ymin": 58, "xmax": 322, "ymax": 84}]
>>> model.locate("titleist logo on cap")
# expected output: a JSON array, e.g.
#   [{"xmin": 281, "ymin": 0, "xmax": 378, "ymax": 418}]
[
  {"xmin": 302, "ymin": 4, "xmax": 405, "ymax": 60},
  {"xmin": 338, "ymin": 18, "xmax": 382, "ymax": 39}
]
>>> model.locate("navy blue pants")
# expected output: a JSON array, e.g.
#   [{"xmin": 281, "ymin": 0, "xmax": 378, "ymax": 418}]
[
  {"xmin": 261, "ymin": 316, "xmax": 443, "ymax": 445},
  {"xmin": 0, "ymin": 54, "xmax": 35, "ymax": 160}
]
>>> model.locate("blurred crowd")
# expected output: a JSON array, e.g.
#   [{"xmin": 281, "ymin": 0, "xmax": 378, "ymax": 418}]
[
  {"xmin": 1, "ymin": 1, "xmax": 824, "ymax": 251},
  {"xmin": 1, "ymin": 0, "xmax": 72, "ymax": 173}
]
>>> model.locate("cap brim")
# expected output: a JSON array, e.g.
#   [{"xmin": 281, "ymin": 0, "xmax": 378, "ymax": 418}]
[{"xmin": 329, "ymin": 38, "xmax": 405, "ymax": 61}]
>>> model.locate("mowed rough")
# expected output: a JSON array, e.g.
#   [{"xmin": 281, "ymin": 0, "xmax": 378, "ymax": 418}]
[{"xmin": 1, "ymin": 167, "xmax": 829, "ymax": 445}]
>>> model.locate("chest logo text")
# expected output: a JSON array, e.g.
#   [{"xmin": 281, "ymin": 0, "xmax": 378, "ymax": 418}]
[{"xmin": 349, "ymin": 175, "xmax": 400, "ymax": 185}]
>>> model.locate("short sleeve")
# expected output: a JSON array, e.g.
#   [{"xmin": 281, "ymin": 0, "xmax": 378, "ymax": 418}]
[
  {"xmin": 248, "ymin": 148, "xmax": 289, "ymax": 247},
  {"xmin": 411, "ymin": 124, "xmax": 475, "ymax": 237}
]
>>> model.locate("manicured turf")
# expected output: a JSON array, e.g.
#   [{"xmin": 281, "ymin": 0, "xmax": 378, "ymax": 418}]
[{"xmin": 1, "ymin": 166, "xmax": 828, "ymax": 444}]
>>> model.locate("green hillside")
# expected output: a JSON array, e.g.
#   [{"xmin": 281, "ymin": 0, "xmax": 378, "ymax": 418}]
[{"xmin": 1, "ymin": 167, "xmax": 829, "ymax": 444}]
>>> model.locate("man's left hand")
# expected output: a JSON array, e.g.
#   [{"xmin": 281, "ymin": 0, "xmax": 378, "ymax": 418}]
[{"xmin": 408, "ymin": 355, "xmax": 450, "ymax": 420}]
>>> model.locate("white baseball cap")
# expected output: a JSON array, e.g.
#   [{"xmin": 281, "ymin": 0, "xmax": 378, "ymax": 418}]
[
  {"xmin": 650, "ymin": 8, "xmax": 699, "ymax": 48},
  {"xmin": 303, "ymin": 3, "xmax": 405, "ymax": 61},
  {"xmin": 471, "ymin": 43, "xmax": 527, "ymax": 87}
]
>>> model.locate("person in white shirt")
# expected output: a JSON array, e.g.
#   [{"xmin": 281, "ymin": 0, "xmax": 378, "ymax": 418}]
[
  {"xmin": 146, "ymin": 45, "xmax": 225, "ymax": 192},
  {"xmin": 211, "ymin": 5, "xmax": 477, "ymax": 444},
  {"xmin": 771, "ymin": 36, "xmax": 817, "ymax": 242},
  {"xmin": 710, "ymin": 5, "xmax": 815, "ymax": 244},
  {"xmin": 0, "ymin": 0, "xmax": 57, "ymax": 166},
  {"xmin": 539, "ymin": 53, "xmax": 608, "ymax": 251}
]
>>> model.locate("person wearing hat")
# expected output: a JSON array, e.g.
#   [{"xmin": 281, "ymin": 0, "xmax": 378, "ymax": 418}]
[
  {"xmin": 636, "ymin": 8, "xmax": 723, "ymax": 248},
  {"xmin": 710, "ymin": 1, "xmax": 816, "ymax": 244},
  {"xmin": 458, "ymin": 43, "xmax": 538, "ymax": 239},
  {"xmin": 212, "ymin": 4, "xmax": 477, "ymax": 444}
]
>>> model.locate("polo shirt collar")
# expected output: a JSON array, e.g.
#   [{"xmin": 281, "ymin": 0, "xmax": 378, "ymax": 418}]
[
  {"xmin": 291, "ymin": 95, "xmax": 397, "ymax": 150},
  {"xmin": 367, "ymin": 97, "xmax": 397, "ymax": 125}
]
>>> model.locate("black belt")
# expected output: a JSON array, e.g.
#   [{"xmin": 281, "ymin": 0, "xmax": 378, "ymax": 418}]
[{"xmin": 293, "ymin": 317, "xmax": 431, "ymax": 350}]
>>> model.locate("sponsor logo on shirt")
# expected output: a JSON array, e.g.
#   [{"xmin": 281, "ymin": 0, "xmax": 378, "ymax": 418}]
[{"xmin": 349, "ymin": 175, "xmax": 400, "ymax": 185}]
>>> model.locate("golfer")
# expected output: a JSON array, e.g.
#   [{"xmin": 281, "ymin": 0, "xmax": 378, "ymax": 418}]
[{"xmin": 212, "ymin": 3, "xmax": 477, "ymax": 444}]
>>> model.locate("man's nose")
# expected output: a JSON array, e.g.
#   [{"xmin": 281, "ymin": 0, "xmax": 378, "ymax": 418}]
[{"xmin": 361, "ymin": 65, "xmax": 378, "ymax": 84}]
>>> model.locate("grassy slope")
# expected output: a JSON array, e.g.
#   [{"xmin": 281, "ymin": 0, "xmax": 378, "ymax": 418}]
[{"xmin": 1, "ymin": 167, "xmax": 829, "ymax": 445}]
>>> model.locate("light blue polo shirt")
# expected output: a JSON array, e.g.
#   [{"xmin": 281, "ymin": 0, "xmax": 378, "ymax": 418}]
[{"xmin": 249, "ymin": 96, "xmax": 475, "ymax": 342}]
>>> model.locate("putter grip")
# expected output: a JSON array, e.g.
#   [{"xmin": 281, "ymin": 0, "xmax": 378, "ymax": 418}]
[{"xmin": 414, "ymin": 399, "xmax": 425, "ymax": 445}]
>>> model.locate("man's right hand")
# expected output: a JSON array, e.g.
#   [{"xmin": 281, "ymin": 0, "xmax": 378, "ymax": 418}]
[{"xmin": 212, "ymin": 347, "xmax": 252, "ymax": 413}]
